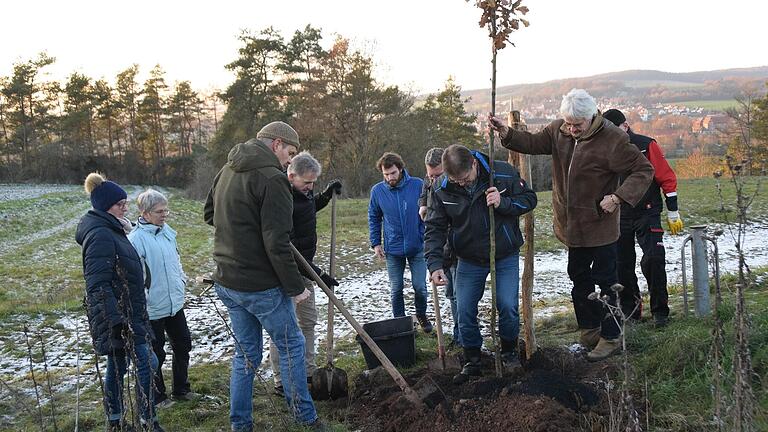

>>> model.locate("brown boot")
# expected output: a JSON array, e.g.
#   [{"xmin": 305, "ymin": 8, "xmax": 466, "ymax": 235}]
[
  {"xmin": 579, "ymin": 327, "xmax": 600, "ymax": 350},
  {"xmin": 587, "ymin": 337, "xmax": 620, "ymax": 362}
]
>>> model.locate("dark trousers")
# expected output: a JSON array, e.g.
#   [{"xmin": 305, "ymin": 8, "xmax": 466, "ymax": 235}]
[
  {"xmin": 617, "ymin": 213, "xmax": 669, "ymax": 319},
  {"xmin": 568, "ymin": 243, "xmax": 620, "ymax": 339},
  {"xmin": 150, "ymin": 308, "xmax": 192, "ymax": 401}
]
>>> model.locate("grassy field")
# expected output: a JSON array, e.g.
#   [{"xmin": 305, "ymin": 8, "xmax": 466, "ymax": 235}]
[
  {"xmin": 672, "ymin": 99, "xmax": 740, "ymax": 111},
  {"xmin": 1, "ymin": 177, "xmax": 767, "ymax": 431}
]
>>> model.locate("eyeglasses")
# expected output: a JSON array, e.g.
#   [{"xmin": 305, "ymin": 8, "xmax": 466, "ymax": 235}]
[
  {"xmin": 449, "ymin": 171, "xmax": 473, "ymax": 186},
  {"xmin": 150, "ymin": 208, "xmax": 171, "ymax": 216},
  {"xmin": 115, "ymin": 200, "xmax": 128, "ymax": 208}
]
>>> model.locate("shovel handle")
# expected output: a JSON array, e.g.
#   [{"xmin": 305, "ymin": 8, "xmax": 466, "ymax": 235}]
[
  {"xmin": 326, "ymin": 194, "xmax": 337, "ymax": 366},
  {"xmin": 290, "ymin": 244, "xmax": 424, "ymax": 408},
  {"xmin": 431, "ymin": 282, "xmax": 446, "ymax": 370}
]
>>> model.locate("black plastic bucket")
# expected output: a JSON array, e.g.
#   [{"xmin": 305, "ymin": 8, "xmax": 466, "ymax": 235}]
[{"xmin": 355, "ymin": 316, "xmax": 416, "ymax": 369}]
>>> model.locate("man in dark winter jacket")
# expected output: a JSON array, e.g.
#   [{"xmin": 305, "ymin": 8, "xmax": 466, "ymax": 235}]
[
  {"xmin": 269, "ymin": 150, "xmax": 342, "ymax": 395},
  {"xmin": 425, "ymin": 145, "xmax": 537, "ymax": 383},
  {"xmin": 369, "ymin": 152, "xmax": 432, "ymax": 332},
  {"xmin": 419, "ymin": 147, "xmax": 461, "ymax": 345},
  {"xmin": 204, "ymin": 121, "xmax": 323, "ymax": 431},
  {"xmin": 603, "ymin": 109, "xmax": 682, "ymax": 327}
]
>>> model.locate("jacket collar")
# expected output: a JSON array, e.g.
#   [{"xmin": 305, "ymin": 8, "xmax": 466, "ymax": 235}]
[
  {"xmin": 136, "ymin": 217, "xmax": 175, "ymax": 237},
  {"xmin": 387, "ymin": 169, "xmax": 412, "ymax": 190},
  {"xmin": 558, "ymin": 114, "xmax": 606, "ymax": 140}
]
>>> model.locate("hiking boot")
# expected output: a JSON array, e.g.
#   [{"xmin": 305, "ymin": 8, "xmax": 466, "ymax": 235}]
[
  {"xmin": 307, "ymin": 418, "xmax": 330, "ymax": 431},
  {"xmin": 654, "ymin": 315, "xmax": 669, "ymax": 328},
  {"xmin": 107, "ymin": 421, "xmax": 136, "ymax": 432},
  {"xmin": 416, "ymin": 315, "xmax": 433, "ymax": 333},
  {"xmin": 587, "ymin": 337, "xmax": 620, "ymax": 362},
  {"xmin": 579, "ymin": 327, "xmax": 600, "ymax": 350},
  {"xmin": 155, "ymin": 397, "xmax": 175, "ymax": 409},
  {"xmin": 500, "ymin": 338, "xmax": 522, "ymax": 372},
  {"xmin": 172, "ymin": 391, "xmax": 202, "ymax": 402},
  {"xmin": 453, "ymin": 348, "xmax": 481, "ymax": 384}
]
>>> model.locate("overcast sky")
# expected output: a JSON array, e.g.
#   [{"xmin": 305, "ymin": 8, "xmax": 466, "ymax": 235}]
[{"xmin": 1, "ymin": 0, "xmax": 766, "ymax": 94}]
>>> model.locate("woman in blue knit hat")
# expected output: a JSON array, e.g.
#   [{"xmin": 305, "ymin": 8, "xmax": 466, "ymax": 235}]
[{"xmin": 75, "ymin": 172, "xmax": 164, "ymax": 432}]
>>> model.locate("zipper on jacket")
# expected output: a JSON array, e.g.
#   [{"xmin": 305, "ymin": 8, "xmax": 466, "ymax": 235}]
[{"xmin": 567, "ymin": 139, "xmax": 579, "ymax": 197}]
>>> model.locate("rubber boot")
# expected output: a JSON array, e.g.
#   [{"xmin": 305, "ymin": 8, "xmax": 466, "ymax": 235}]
[
  {"xmin": 453, "ymin": 347, "xmax": 481, "ymax": 384},
  {"xmin": 587, "ymin": 337, "xmax": 620, "ymax": 362},
  {"xmin": 579, "ymin": 327, "xmax": 600, "ymax": 350}
]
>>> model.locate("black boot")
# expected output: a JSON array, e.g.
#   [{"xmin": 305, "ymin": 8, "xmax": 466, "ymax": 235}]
[
  {"xmin": 500, "ymin": 338, "xmax": 522, "ymax": 372},
  {"xmin": 453, "ymin": 348, "xmax": 482, "ymax": 384}
]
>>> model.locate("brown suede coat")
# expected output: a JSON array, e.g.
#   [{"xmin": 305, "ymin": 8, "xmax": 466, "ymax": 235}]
[{"xmin": 501, "ymin": 115, "xmax": 654, "ymax": 248}]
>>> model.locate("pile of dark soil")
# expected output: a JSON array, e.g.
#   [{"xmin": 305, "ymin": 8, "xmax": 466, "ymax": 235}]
[{"xmin": 338, "ymin": 347, "xmax": 609, "ymax": 432}]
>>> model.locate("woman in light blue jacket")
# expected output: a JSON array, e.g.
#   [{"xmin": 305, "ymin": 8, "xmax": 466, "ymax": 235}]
[{"xmin": 128, "ymin": 189, "xmax": 198, "ymax": 407}]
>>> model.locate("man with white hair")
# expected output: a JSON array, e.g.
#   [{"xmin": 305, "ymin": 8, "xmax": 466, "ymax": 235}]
[{"xmin": 488, "ymin": 89, "xmax": 654, "ymax": 361}]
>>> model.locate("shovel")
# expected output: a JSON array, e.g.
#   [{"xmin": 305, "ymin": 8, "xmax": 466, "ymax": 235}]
[
  {"xmin": 290, "ymin": 244, "xmax": 434, "ymax": 409},
  {"xmin": 311, "ymin": 194, "xmax": 349, "ymax": 400},
  {"xmin": 428, "ymin": 281, "xmax": 446, "ymax": 370}
]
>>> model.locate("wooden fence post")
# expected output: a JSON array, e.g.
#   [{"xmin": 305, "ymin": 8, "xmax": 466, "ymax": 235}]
[{"xmin": 506, "ymin": 110, "xmax": 537, "ymax": 360}]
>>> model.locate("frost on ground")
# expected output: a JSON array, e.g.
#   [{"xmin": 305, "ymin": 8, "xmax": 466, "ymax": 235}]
[
  {"xmin": 2, "ymin": 223, "xmax": 768, "ymax": 404},
  {"xmin": 0, "ymin": 184, "xmax": 79, "ymax": 202}
]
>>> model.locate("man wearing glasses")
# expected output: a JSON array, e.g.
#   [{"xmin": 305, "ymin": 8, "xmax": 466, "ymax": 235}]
[
  {"xmin": 424, "ymin": 144, "xmax": 537, "ymax": 383},
  {"xmin": 488, "ymin": 89, "xmax": 653, "ymax": 361}
]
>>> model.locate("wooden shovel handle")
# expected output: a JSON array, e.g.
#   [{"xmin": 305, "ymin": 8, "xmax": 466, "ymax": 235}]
[
  {"xmin": 290, "ymin": 244, "xmax": 423, "ymax": 408},
  {"xmin": 326, "ymin": 194, "xmax": 337, "ymax": 366},
  {"xmin": 431, "ymin": 282, "xmax": 446, "ymax": 369}
]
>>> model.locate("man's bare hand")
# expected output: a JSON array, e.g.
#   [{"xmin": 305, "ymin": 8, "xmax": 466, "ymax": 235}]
[
  {"xmin": 373, "ymin": 245, "xmax": 385, "ymax": 260},
  {"xmin": 419, "ymin": 205, "xmax": 428, "ymax": 221},
  {"xmin": 486, "ymin": 187, "xmax": 501, "ymax": 208},
  {"xmin": 293, "ymin": 288, "xmax": 310, "ymax": 304},
  {"xmin": 431, "ymin": 269, "xmax": 447, "ymax": 286},
  {"xmin": 600, "ymin": 194, "xmax": 621, "ymax": 214},
  {"xmin": 487, "ymin": 113, "xmax": 510, "ymax": 140}
]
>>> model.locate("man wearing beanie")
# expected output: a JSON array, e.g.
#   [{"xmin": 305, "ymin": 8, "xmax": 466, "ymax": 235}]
[
  {"xmin": 204, "ymin": 121, "xmax": 326, "ymax": 431},
  {"xmin": 603, "ymin": 109, "xmax": 682, "ymax": 328}
]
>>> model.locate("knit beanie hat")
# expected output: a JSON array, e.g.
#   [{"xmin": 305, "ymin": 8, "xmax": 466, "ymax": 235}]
[
  {"xmin": 256, "ymin": 121, "xmax": 300, "ymax": 148},
  {"xmin": 84, "ymin": 172, "xmax": 128, "ymax": 212},
  {"xmin": 603, "ymin": 109, "xmax": 627, "ymax": 127}
]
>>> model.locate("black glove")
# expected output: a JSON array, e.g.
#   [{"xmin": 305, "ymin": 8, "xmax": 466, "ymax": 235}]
[
  {"xmin": 320, "ymin": 273, "xmax": 339, "ymax": 287},
  {"xmin": 111, "ymin": 323, "xmax": 128, "ymax": 341},
  {"xmin": 323, "ymin": 179, "xmax": 343, "ymax": 197}
]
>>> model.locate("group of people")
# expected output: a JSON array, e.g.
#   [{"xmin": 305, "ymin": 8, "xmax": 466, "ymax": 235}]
[
  {"xmin": 77, "ymin": 87, "xmax": 683, "ymax": 431},
  {"xmin": 76, "ymin": 176, "xmax": 197, "ymax": 432}
]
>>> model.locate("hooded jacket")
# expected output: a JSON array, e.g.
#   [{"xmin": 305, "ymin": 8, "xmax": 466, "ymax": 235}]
[
  {"xmin": 501, "ymin": 116, "xmax": 654, "ymax": 248},
  {"xmin": 75, "ymin": 209, "xmax": 150, "ymax": 355},
  {"xmin": 424, "ymin": 151, "xmax": 537, "ymax": 273},
  {"xmin": 204, "ymin": 138, "xmax": 304, "ymax": 296},
  {"xmin": 368, "ymin": 169, "xmax": 425, "ymax": 257},
  {"xmin": 128, "ymin": 221, "xmax": 187, "ymax": 320}
]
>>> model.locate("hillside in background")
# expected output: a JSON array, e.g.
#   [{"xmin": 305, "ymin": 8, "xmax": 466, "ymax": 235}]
[{"xmin": 459, "ymin": 66, "xmax": 768, "ymax": 113}]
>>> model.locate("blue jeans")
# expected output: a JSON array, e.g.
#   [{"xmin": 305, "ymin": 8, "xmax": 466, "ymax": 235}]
[
  {"xmin": 215, "ymin": 284, "xmax": 317, "ymax": 428},
  {"xmin": 444, "ymin": 265, "xmax": 461, "ymax": 344},
  {"xmin": 104, "ymin": 342, "xmax": 158, "ymax": 424},
  {"xmin": 385, "ymin": 252, "xmax": 429, "ymax": 317},
  {"xmin": 455, "ymin": 254, "xmax": 520, "ymax": 349}
]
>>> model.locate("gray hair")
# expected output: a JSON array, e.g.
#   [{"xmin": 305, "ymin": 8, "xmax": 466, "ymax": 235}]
[
  {"xmin": 559, "ymin": 89, "xmax": 597, "ymax": 120},
  {"xmin": 424, "ymin": 147, "xmax": 444, "ymax": 167},
  {"xmin": 136, "ymin": 188, "xmax": 168, "ymax": 213},
  {"xmin": 287, "ymin": 151, "xmax": 322, "ymax": 177}
]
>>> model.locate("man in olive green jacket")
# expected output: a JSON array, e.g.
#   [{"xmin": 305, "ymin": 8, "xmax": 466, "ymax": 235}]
[
  {"xmin": 204, "ymin": 121, "xmax": 323, "ymax": 431},
  {"xmin": 489, "ymin": 89, "xmax": 654, "ymax": 362}
]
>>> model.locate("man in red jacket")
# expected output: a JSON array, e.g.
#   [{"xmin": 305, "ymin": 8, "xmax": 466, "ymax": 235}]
[{"xmin": 603, "ymin": 109, "xmax": 684, "ymax": 328}]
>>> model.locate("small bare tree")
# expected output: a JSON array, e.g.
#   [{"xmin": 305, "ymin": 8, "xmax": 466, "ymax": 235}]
[
  {"xmin": 465, "ymin": 0, "xmax": 529, "ymax": 378},
  {"xmin": 712, "ymin": 90, "xmax": 765, "ymax": 431}
]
